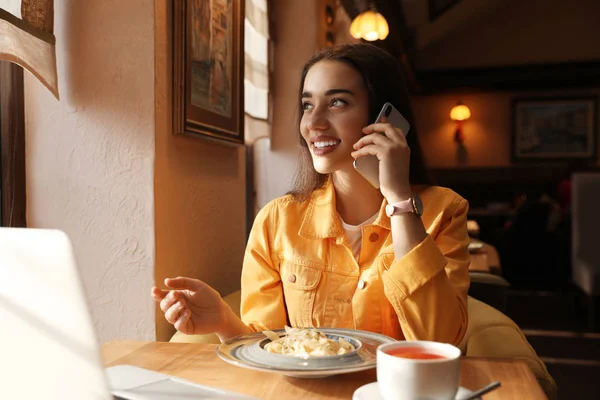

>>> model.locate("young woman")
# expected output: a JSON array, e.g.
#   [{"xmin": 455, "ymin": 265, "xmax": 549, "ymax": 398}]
[{"xmin": 152, "ymin": 43, "xmax": 470, "ymax": 345}]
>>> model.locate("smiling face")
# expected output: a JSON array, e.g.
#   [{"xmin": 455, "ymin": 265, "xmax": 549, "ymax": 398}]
[{"xmin": 300, "ymin": 60, "xmax": 370, "ymax": 175}]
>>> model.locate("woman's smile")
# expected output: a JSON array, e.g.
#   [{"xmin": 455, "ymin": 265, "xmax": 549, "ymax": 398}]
[{"xmin": 311, "ymin": 135, "xmax": 341, "ymax": 156}]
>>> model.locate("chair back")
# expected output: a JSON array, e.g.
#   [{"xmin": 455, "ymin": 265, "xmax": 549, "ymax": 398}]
[{"xmin": 460, "ymin": 297, "xmax": 556, "ymax": 399}]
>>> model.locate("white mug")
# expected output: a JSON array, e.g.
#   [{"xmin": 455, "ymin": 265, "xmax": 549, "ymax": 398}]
[{"xmin": 377, "ymin": 341, "xmax": 461, "ymax": 400}]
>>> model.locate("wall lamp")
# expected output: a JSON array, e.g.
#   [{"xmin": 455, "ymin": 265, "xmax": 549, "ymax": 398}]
[{"xmin": 450, "ymin": 102, "xmax": 471, "ymax": 143}]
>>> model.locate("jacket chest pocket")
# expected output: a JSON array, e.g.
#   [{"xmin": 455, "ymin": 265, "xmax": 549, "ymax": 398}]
[{"xmin": 280, "ymin": 261, "xmax": 323, "ymax": 328}]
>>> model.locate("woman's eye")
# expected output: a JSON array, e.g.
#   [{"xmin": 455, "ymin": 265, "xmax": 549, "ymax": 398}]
[
  {"xmin": 302, "ymin": 102, "xmax": 313, "ymax": 110},
  {"xmin": 331, "ymin": 98, "xmax": 347, "ymax": 107}
]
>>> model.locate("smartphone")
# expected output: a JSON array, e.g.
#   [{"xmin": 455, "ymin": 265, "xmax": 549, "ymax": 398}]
[{"xmin": 353, "ymin": 102, "xmax": 410, "ymax": 189}]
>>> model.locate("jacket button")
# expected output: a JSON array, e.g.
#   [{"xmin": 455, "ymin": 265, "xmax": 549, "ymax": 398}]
[
  {"xmin": 357, "ymin": 280, "xmax": 366, "ymax": 290},
  {"xmin": 369, "ymin": 233, "xmax": 379, "ymax": 242},
  {"xmin": 288, "ymin": 274, "xmax": 296, "ymax": 283}
]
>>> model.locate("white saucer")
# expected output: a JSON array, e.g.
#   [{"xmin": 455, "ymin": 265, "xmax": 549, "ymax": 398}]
[{"xmin": 352, "ymin": 382, "xmax": 479, "ymax": 400}]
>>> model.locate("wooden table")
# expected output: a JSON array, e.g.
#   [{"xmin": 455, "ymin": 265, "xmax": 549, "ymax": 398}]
[{"xmin": 102, "ymin": 341, "xmax": 546, "ymax": 399}]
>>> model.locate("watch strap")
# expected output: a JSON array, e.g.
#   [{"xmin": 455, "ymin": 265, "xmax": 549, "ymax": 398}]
[{"xmin": 386, "ymin": 198, "xmax": 413, "ymax": 216}]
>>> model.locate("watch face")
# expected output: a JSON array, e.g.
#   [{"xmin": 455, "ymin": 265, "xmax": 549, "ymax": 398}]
[{"xmin": 413, "ymin": 194, "xmax": 424, "ymax": 216}]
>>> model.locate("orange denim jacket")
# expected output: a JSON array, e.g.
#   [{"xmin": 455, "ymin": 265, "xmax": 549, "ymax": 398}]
[{"xmin": 240, "ymin": 180, "xmax": 470, "ymax": 345}]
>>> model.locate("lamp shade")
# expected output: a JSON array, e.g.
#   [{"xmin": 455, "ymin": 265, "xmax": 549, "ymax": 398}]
[
  {"xmin": 350, "ymin": 10, "xmax": 389, "ymax": 42},
  {"xmin": 450, "ymin": 104, "xmax": 471, "ymax": 121}
]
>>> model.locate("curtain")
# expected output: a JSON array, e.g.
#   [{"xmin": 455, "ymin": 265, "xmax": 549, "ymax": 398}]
[
  {"xmin": 0, "ymin": 0, "xmax": 58, "ymax": 99},
  {"xmin": 244, "ymin": 0, "xmax": 270, "ymax": 143}
]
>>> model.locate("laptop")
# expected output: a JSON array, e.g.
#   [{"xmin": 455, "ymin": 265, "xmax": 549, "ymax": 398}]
[{"xmin": 0, "ymin": 228, "xmax": 257, "ymax": 400}]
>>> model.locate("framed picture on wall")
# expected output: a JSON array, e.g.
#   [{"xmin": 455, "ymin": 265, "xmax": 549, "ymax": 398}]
[
  {"xmin": 512, "ymin": 96, "xmax": 598, "ymax": 161},
  {"xmin": 173, "ymin": 0, "xmax": 244, "ymax": 144}
]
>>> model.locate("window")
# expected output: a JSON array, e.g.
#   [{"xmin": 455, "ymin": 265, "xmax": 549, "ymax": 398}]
[{"xmin": 244, "ymin": 0, "xmax": 272, "ymax": 143}]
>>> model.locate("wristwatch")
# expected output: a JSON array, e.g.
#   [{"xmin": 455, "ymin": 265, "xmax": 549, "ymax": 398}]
[{"xmin": 385, "ymin": 194, "xmax": 423, "ymax": 217}]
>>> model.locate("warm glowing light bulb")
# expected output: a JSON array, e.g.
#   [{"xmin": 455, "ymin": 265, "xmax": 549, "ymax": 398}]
[
  {"xmin": 450, "ymin": 102, "xmax": 470, "ymax": 143},
  {"xmin": 450, "ymin": 104, "xmax": 471, "ymax": 121},
  {"xmin": 349, "ymin": 10, "xmax": 389, "ymax": 41}
]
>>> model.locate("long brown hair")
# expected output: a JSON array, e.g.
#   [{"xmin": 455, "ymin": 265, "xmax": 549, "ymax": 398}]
[{"xmin": 288, "ymin": 43, "xmax": 430, "ymax": 201}]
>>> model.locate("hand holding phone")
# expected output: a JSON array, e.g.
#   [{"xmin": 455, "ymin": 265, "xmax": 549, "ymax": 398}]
[{"xmin": 353, "ymin": 102, "xmax": 410, "ymax": 189}]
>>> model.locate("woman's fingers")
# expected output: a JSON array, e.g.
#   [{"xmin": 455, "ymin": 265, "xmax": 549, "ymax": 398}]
[
  {"xmin": 352, "ymin": 133, "xmax": 397, "ymax": 159},
  {"xmin": 159, "ymin": 290, "xmax": 182, "ymax": 313},
  {"xmin": 353, "ymin": 131, "xmax": 390, "ymax": 150},
  {"xmin": 174, "ymin": 309, "xmax": 191, "ymax": 332},
  {"xmin": 353, "ymin": 122, "xmax": 409, "ymax": 160},
  {"xmin": 363, "ymin": 122, "xmax": 406, "ymax": 141},
  {"xmin": 151, "ymin": 287, "xmax": 168, "ymax": 301},
  {"xmin": 158, "ymin": 291, "xmax": 193, "ymax": 332},
  {"xmin": 155, "ymin": 277, "xmax": 203, "ymax": 312},
  {"xmin": 352, "ymin": 144, "xmax": 384, "ymax": 160},
  {"xmin": 165, "ymin": 300, "xmax": 187, "ymax": 324},
  {"xmin": 164, "ymin": 276, "xmax": 205, "ymax": 292}
]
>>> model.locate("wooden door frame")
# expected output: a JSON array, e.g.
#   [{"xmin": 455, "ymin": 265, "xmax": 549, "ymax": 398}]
[{"xmin": 0, "ymin": 61, "xmax": 26, "ymax": 227}]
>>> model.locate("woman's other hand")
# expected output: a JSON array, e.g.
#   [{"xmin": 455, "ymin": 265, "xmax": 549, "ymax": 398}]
[
  {"xmin": 352, "ymin": 120, "xmax": 411, "ymax": 203},
  {"xmin": 151, "ymin": 277, "xmax": 227, "ymax": 335}
]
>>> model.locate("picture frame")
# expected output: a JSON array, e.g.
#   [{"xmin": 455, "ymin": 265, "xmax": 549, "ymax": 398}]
[
  {"xmin": 173, "ymin": 0, "xmax": 244, "ymax": 144},
  {"xmin": 512, "ymin": 96, "xmax": 598, "ymax": 161}
]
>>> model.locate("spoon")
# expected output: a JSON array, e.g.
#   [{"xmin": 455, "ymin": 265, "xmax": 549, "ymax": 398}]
[{"xmin": 457, "ymin": 381, "xmax": 501, "ymax": 400}]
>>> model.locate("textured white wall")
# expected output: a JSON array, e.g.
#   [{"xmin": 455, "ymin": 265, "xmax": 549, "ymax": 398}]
[{"xmin": 24, "ymin": 0, "xmax": 156, "ymax": 342}]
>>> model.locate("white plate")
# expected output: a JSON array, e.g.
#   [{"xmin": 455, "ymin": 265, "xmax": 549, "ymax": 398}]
[
  {"xmin": 217, "ymin": 328, "xmax": 396, "ymax": 378},
  {"xmin": 353, "ymin": 382, "xmax": 479, "ymax": 400}
]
